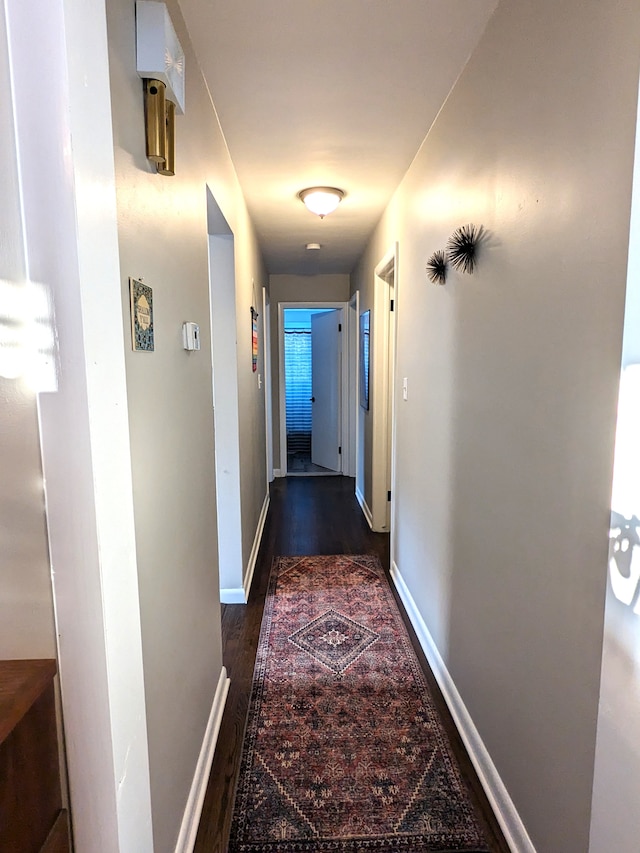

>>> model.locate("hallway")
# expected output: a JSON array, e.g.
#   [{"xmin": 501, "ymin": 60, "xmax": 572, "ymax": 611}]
[
  {"xmin": 3, "ymin": 1, "xmax": 639, "ymax": 849},
  {"xmin": 194, "ymin": 477, "xmax": 508, "ymax": 852}
]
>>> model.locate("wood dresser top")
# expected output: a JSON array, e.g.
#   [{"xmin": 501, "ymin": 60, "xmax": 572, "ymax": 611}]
[{"xmin": 0, "ymin": 659, "xmax": 57, "ymax": 745}]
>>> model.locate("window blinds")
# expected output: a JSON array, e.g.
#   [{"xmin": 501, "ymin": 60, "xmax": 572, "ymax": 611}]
[{"xmin": 284, "ymin": 330, "xmax": 312, "ymax": 455}]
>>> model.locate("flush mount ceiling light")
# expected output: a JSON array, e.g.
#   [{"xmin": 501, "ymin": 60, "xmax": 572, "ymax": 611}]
[{"xmin": 298, "ymin": 187, "xmax": 345, "ymax": 219}]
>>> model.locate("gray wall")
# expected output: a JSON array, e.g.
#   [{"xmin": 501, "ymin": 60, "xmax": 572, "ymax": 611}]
[
  {"xmin": 352, "ymin": 0, "xmax": 640, "ymax": 849},
  {"xmin": 269, "ymin": 274, "xmax": 350, "ymax": 471},
  {"xmin": 106, "ymin": 1, "xmax": 267, "ymax": 849}
]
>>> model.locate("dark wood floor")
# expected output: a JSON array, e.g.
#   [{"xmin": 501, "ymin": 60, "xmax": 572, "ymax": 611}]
[{"xmin": 193, "ymin": 476, "xmax": 509, "ymax": 853}]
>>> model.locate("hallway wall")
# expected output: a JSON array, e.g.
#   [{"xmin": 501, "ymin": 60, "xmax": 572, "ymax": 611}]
[
  {"xmin": 106, "ymin": 1, "xmax": 267, "ymax": 850},
  {"xmin": 352, "ymin": 1, "xmax": 640, "ymax": 850},
  {"xmin": 269, "ymin": 273, "xmax": 350, "ymax": 472}
]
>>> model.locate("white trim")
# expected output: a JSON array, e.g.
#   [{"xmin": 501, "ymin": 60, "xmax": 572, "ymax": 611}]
[
  {"xmin": 273, "ymin": 467, "xmax": 285, "ymax": 478},
  {"xmin": 387, "ymin": 248, "xmax": 400, "ymax": 575},
  {"xmin": 262, "ymin": 288, "xmax": 274, "ymax": 483},
  {"xmin": 220, "ymin": 587, "xmax": 245, "ymax": 604},
  {"xmin": 355, "ymin": 486, "xmax": 374, "ymax": 530},
  {"xmin": 370, "ymin": 244, "xmax": 398, "ymax": 533},
  {"xmin": 375, "ymin": 247, "xmax": 397, "ymax": 282},
  {"xmin": 243, "ymin": 492, "xmax": 270, "ymax": 600},
  {"xmin": 348, "ymin": 292, "xmax": 359, "ymax": 479},
  {"xmin": 390, "ymin": 561, "xmax": 535, "ymax": 853},
  {"xmin": 207, "ymin": 208, "xmax": 243, "ymax": 597},
  {"xmin": 278, "ymin": 303, "xmax": 287, "ymax": 479},
  {"xmin": 173, "ymin": 667, "xmax": 231, "ymax": 853},
  {"xmin": 221, "ymin": 490, "xmax": 270, "ymax": 604},
  {"xmin": 339, "ymin": 306, "xmax": 350, "ymax": 477}
]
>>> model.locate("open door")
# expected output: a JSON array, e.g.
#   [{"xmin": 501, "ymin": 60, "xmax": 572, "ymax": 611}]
[{"xmin": 311, "ymin": 310, "xmax": 341, "ymax": 471}]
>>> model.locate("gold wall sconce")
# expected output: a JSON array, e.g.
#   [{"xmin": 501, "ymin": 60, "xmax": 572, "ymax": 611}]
[
  {"xmin": 144, "ymin": 80, "xmax": 176, "ymax": 175},
  {"xmin": 158, "ymin": 100, "xmax": 176, "ymax": 176},
  {"xmin": 136, "ymin": 2, "xmax": 185, "ymax": 176}
]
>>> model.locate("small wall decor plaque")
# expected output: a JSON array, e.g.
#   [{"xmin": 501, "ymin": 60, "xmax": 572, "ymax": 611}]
[{"xmin": 129, "ymin": 277, "xmax": 154, "ymax": 351}]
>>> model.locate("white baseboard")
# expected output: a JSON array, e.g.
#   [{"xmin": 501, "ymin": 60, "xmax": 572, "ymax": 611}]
[
  {"xmin": 355, "ymin": 486, "xmax": 374, "ymax": 529},
  {"xmin": 390, "ymin": 561, "xmax": 535, "ymax": 853},
  {"xmin": 243, "ymin": 492, "xmax": 270, "ymax": 600},
  {"xmin": 174, "ymin": 666, "xmax": 230, "ymax": 853},
  {"xmin": 273, "ymin": 468, "xmax": 285, "ymax": 478},
  {"xmin": 220, "ymin": 587, "xmax": 245, "ymax": 604},
  {"xmin": 220, "ymin": 493, "xmax": 270, "ymax": 605}
]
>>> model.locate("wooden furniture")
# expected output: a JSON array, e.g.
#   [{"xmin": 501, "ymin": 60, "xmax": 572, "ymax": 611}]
[{"xmin": 0, "ymin": 660, "xmax": 70, "ymax": 853}]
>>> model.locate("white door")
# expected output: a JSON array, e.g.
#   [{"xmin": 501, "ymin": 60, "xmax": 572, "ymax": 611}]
[{"xmin": 311, "ymin": 310, "xmax": 341, "ymax": 471}]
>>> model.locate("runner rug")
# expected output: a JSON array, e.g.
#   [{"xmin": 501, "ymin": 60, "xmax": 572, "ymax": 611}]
[{"xmin": 229, "ymin": 554, "xmax": 490, "ymax": 852}]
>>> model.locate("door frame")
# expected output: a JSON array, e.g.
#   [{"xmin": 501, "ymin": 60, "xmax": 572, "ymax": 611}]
[
  {"xmin": 278, "ymin": 301, "xmax": 349, "ymax": 476},
  {"xmin": 207, "ymin": 189, "xmax": 244, "ymax": 603},
  {"xmin": 262, "ymin": 287, "xmax": 274, "ymax": 482},
  {"xmin": 348, "ymin": 291, "xmax": 360, "ymax": 479},
  {"xmin": 370, "ymin": 244, "xmax": 398, "ymax": 532}
]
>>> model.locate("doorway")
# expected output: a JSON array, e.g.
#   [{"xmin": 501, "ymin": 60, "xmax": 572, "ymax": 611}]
[
  {"xmin": 207, "ymin": 187, "xmax": 244, "ymax": 602},
  {"xmin": 278, "ymin": 303, "xmax": 349, "ymax": 476}
]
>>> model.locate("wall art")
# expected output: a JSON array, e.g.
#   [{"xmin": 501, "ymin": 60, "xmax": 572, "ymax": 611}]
[
  {"xmin": 251, "ymin": 306, "xmax": 259, "ymax": 372},
  {"xmin": 426, "ymin": 249, "xmax": 448, "ymax": 285},
  {"xmin": 447, "ymin": 223, "xmax": 481, "ymax": 274},
  {"xmin": 129, "ymin": 278, "xmax": 154, "ymax": 351},
  {"xmin": 360, "ymin": 309, "xmax": 370, "ymax": 411}
]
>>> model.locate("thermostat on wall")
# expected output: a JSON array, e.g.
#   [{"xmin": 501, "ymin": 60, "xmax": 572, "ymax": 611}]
[{"xmin": 182, "ymin": 322, "xmax": 200, "ymax": 351}]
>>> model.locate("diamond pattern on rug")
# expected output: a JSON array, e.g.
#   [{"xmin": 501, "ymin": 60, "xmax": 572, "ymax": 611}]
[
  {"xmin": 229, "ymin": 554, "xmax": 490, "ymax": 852},
  {"xmin": 288, "ymin": 609, "xmax": 379, "ymax": 675}
]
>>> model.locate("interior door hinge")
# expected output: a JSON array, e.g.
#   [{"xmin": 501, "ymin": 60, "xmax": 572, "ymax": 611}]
[
  {"xmin": 338, "ymin": 446, "xmax": 342, "ymax": 455},
  {"xmin": 338, "ymin": 323, "xmax": 342, "ymax": 331},
  {"xmin": 387, "ymin": 490, "xmax": 391, "ymax": 501},
  {"xmin": 390, "ymin": 300, "xmax": 394, "ymax": 311}
]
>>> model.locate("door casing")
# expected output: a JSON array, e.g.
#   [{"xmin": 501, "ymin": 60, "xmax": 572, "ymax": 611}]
[{"xmin": 370, "ymin": 245, "xmax": 398, "ymax": 533}]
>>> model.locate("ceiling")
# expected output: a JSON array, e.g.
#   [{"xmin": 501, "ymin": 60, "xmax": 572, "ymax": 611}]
[{"xmin": 179, "ymin": 0, "xmax": 498, "ymax": 275}]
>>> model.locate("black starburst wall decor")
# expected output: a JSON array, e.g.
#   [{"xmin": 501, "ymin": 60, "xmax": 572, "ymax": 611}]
[
  {"xmin": 447, "ymin": 223, "xmax": 481, "ymax": 274},
  {"xmin": 426, "ymin": 249, "xmax": 448, "ymax": 285}
]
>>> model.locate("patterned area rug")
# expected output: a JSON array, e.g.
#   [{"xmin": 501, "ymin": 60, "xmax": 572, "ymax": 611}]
[{"xmin": 229, "ymin": 555, "xmax": 490, "ymax": 852}]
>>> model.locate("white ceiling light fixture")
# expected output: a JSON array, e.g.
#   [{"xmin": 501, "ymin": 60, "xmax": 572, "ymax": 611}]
[{"xmin": 298, "ymin": 187, "xmax": 345, "ymax": 219}]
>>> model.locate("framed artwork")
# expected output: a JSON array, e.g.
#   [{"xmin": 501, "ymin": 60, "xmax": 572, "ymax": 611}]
[
  {"xmin": 251, "ymin": 306, "xmax": 259, "ymax": 372},
  {"xmin": 360, "ymin": 309, "xmax": 370, "ymax": 410},
  {"xmin": 129, "ymin": 278, "xmax": 154, "ymax": 351}
]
